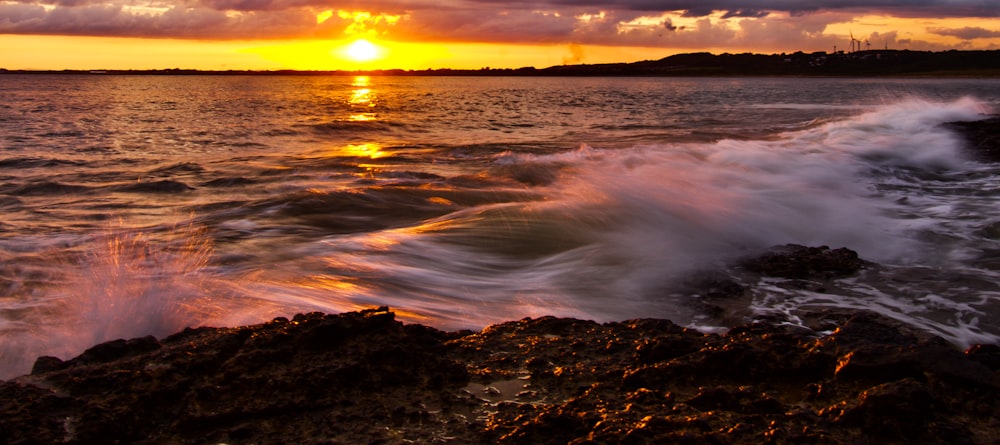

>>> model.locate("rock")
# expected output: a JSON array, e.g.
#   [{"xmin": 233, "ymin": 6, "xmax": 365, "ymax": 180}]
[
  {"xmin": 944, "ymin": 116, "xmax": 1000, "ymax": 162},
  {"xmin": 966, "ymin": 343, "xmax": 1000, "ymax": 371},
  {"xmin": 739, "ymin": 244, "xmax": 869, "ymax": 279},
  {"xmin": 29, "ymin": 356, "xmax": 65, "ymax": 374},
  {"xmin": 66, "ymin": 335, "xmax": 162, "ymax": 366},
  {"xmin": 2, "ymin": 308, "xmax": 998, "ymax": 444},
  {"xmin": 830, "ymin": 378, "xmax": 933, "ymax": 439}
]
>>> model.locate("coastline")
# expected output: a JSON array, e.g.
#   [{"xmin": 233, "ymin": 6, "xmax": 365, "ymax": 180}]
[
  {"xmin": 1, "ymin": 92, "xmax": 999, "ymax": 444},
  {"xmin": 3, "ymin": 49, "xmax": 1000, "ymax": 78},
  {"xmin": 3, "ymin": 306, "xmax": 997, "ymax": 444},
  {"xmin": 2, "ymin": 245, "xmax": 999, "ymax": 444}
]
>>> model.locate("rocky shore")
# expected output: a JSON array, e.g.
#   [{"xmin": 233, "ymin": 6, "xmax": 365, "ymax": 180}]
[
  {"xmin": 2, "ymin": 119, "xmax": 1000, "ymax": 444},
  {"xmin": 2, "ymin": 245, "xmax": 998, "ymax": 444}
]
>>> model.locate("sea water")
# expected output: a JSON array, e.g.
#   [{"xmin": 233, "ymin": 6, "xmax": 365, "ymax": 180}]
[{"xmin": 1, "ymin": 75, "xmax": 999, "ymax": 378}]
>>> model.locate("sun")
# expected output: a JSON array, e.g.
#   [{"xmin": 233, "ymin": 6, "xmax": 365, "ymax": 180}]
[{"xmin": 345, "ymin": 39, "xmax": 380, "ymax": 62}]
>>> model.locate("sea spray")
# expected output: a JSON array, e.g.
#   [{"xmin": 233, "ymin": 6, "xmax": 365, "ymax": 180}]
[
  {"xmin": 264, "ymin": 97, "xmax": 1000, "ymax": 333},
  {"xmin": 3, "ymin": 76, "xmax": 1000, "ymax": 379},
  {"xmin": 0, "ymin": 224, "xmax": 238, "ymax": 378}
]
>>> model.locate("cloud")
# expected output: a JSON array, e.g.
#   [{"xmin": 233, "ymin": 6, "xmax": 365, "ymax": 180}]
[
  {"xmin": 390, "ymin": 8, "xmax": 579, "ymax": 43},
  {"xmin": 1, "ymin": 0, "xmax": 999, "ymax": 53},
  {"xmin": 721, "ymin": 9, "xmax": 769, "ymax": 19},
  {"xmin": 0, "ymin": 2, "xmax": 316, "ymax": 38},
  {"xmin": 928, "ymin": 26, "xmax": 1000, "ymax": 40},
  {"xmin": 662, "ymin": 17, "xmax": 678, "ymax": 31},
  {"xmin": 468, "ymin": 0, "xmax": 1000, "ymax": 18},
  {"xmin": 199, "ymin": 0, "xmax": 282, "ymax": 12}
]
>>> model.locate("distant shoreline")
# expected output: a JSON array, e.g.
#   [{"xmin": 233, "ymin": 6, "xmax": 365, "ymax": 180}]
[{"xmin": 4, "ymin": 49, "xmax": 1000, "ymax": 78}]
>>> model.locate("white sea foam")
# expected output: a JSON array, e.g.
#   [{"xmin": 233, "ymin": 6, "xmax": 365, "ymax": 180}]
[{"xmin": 251, "ymin": 97, "xmax": 1000, "ymax": 342}]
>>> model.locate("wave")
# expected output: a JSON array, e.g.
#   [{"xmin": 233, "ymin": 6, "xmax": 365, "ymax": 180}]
[
  {"xmin": 0, "ymin": 157, "xmax": 84, "ymax": 169},
  {"xmin": 296, "ymin": 120, "xmax": 413, "ymax": 136},
  {"xmin": 0, "ymin": 180, "xmax": 95, "ymax": 196},
  {"xmin": 249, "ymin": 97, "xmax": 999, "ymax": 336},
  {"xmin": 113, "ymin": 180, "xmax": 195, "ymax": 194},
  {"xmin": 0, "ymin": 196, "xmax": 23, "ymax": 208},
  {"xmin": 1, "ymin": 96, "xmax": 997, "ymax": 379},
  {"xmin": 147, "ymin": 162, "xmax": 205, "ymax": 175},
  {"xmin": 200, "ymin": 177, "xmax": 260, "ymax": 188}
]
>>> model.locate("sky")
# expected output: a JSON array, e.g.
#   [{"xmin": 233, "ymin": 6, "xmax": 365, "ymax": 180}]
[{"xmin": 2, "ymin": 0, "xmax": 999, "ymax": 70}]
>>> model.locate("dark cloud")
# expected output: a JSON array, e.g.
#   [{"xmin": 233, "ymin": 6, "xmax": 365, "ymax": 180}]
[
  {"xmin": 200, "ymin": 0, "xmax": 280, "ymax": 12},
  {"xmin": 1, "ymin": 0, "xmax": 998, "ymax": 48},
  {"xmin": 0, "ymin": 2, "xmax": 314, "ymax": 38},
  {"xmin": 681, "ymin": 8, "xmax": 715, "ymax": 17},
  {"xmin": 928, "ymin": 26, "xmax": 1000, "ymax": 40},
  {"xmin": 465, "ymin": 0, "xmax": 998, "ymax": 17},
  {"xmin": 8, "ymin": 0, "xmax": 1000, "ymax": 17},
  {"xmin": 721, "ymin": 9, "xmax": 769, "ymax": 19},
  {"xmin": 387, "ymin": 8, "xmax": 580, "ymax": 43},
  {"xmin": 0, "ymin": 2, "xmax": 46, "ymax": 23}
]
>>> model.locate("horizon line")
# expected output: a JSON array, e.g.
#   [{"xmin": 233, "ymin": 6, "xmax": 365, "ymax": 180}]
[{"xmin": 5, "ymin": 48, "xmax": 998, "ymax": 75}]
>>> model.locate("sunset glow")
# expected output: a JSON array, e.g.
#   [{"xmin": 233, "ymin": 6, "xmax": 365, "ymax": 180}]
[
  {"xmin": 1, "ymin": 1, "xmax": 999, "ymax": 70},
  {"xmin": 345, "ymin": 39, "xmax": 381, "ymax": 63}
]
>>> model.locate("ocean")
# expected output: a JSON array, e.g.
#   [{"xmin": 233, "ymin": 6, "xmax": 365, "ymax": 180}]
[{"xmin": 2, "ymin": 74, "xmax": 999, "ymax": 378}]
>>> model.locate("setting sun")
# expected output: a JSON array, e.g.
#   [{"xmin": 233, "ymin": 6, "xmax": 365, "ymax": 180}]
[{"xmin": 345, "ymin": 39, "xmax": 381, "ymax": 63}]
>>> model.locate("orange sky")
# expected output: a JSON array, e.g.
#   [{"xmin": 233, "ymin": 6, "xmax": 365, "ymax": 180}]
[{"xmin": 2, "ymin": 3, "xmax": 999, "ymax": 70}]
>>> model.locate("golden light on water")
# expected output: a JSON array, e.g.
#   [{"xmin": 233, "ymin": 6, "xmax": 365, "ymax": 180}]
[
  {"xmin": 348, "ymin": 75, "xmax": 377, "ymax": 122},
  {"xmin": 349, "ymin": 88, "xmax": 372, "ymax": 107},
  {"xmin": 351, "ymin": 75, "xmax": 370, "ymax": 87},
  {"xmin": 342, "ymin": 143, "xmax": 387, "ymax": 159}
]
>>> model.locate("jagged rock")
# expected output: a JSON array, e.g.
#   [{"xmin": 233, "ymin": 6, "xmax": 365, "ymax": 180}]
[
  {"xmin": 67, "ymin": 335, "xmax": 162, "ymax": 366},
  {"xmin": 739, "ymin": 244, "xmax": 869, "ymax": 279},
  {"xmin": 1, "ymin": 308, "xmax": 998, "ymax": 444}
]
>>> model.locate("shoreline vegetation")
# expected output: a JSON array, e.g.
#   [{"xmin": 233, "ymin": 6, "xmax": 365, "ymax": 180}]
[
  {"xmin": 2, "ymin": 244, "xmax": 999, "ymax": 444},
  {"xmin": 3, "ymin": 49, "xmax": 1000, "ymax": 77}
]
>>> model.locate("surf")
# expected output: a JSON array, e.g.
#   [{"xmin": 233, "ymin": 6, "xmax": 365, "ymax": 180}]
[{"xmin": 1, "ymin": 79, "xmax": 999, "ymax": 379}]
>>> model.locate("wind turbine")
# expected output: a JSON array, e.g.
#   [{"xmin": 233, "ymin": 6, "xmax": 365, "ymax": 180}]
[
  {"xmin": 865, "ymin": 38, "xmax": 871, "ymax": 51},
  {"xmin": 849, "ymin": 31, "xmax": 856, "ymax": 53}
]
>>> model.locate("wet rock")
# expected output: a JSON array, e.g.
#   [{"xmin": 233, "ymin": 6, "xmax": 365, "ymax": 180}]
[
  {"xmin": 633, "ymin": 334, "xmax": 703, "ymax": 365},
  {"xmin": 79, "ymin": 335, "xmax": 162, "ymax": 364},
  {"xmin": 2, "ymin": 308, "xmax": 998, "ymax": 444},
  {"xmin": 966, "ymin": 343, "xmax": 1000, "ymax": 371},
  {"xmin": 818, "ymin": 312, "xmax": 997, "ymax": 389},
  {"xmin": 29, "ymin": 356, "xmax": 65, "ymax": 374},
  {"xmin": 6, "ymin": 308, "xmax": 470, "ymax": 444},
  {"xmin": 739, "ymin": 244, "xmax": 869, "ymax": 279},
  {"xmin": 945, "ymin": 116, "xmax": 1000, "ymax": 162},
  {"xmin": 830, "ymin": 378, "xmax": 934, "ymax": 439}
]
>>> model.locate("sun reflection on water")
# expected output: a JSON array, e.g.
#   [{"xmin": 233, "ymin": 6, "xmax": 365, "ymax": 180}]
[
  {"xmin": 344, "ymin": 143, "xmax": 386, "ymax": 159},
  {"xmin": 348, "ymin": 76, "xmax": 377, "ymax": 122},
  {"xmin": 351, "ymin": 75, "xmax": 370, "ymax": 87}
]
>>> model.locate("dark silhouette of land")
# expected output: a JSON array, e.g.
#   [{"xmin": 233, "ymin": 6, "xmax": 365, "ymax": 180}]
[{"xmin": 3, "ymin": 49, "xmax": 999, "ymax": 77}]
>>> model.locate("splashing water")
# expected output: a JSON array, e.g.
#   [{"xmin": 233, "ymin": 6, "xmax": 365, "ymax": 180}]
[
  {"xmin": 233, "ymin": 97, "xmax": 1000, "ymax": 343},
  {"xmin": 0, "ymin": 224, "xmax": 233, "ymax": 376},
  {"xmin": 2, "ymin": 76, "xmax": 1000, "ymax": 378}
]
